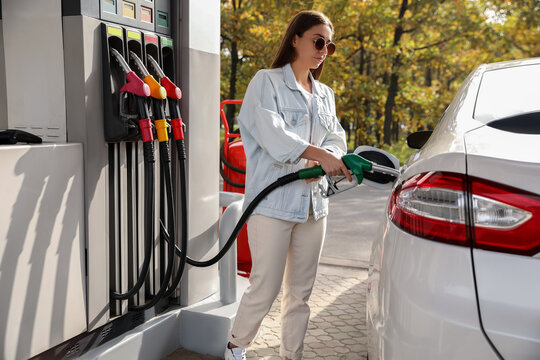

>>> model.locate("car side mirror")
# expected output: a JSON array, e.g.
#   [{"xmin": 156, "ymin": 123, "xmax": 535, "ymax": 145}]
[{"xmin": 407, "ymin": 130, "xmax": 433, "ymax": 149}]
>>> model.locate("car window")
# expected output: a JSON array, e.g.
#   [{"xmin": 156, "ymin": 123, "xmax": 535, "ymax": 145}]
[{"xmin": 474, "ymin": 63, "xmax": 540, "ymax": 124}]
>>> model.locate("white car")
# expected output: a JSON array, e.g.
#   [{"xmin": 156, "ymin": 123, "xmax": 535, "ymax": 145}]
[{"xmin": 367, "ymin": 58, "xmax": 540, "ymax": 359}]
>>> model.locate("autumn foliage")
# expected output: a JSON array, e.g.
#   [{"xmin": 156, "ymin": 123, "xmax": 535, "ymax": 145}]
[{"xmin": 221, "ymin": 0, "xmax": 539, "ymax": 151}]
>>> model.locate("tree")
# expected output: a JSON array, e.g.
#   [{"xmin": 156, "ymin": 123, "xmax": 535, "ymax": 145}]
[{"xmin": 220, "ymin": 0, "xmax": 540, "ymax": 151}]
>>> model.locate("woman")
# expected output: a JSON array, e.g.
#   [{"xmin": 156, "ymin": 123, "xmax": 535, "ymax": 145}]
[{"xmin": 225, "ymin": 10, "xmax": 350, "ymax": 360}]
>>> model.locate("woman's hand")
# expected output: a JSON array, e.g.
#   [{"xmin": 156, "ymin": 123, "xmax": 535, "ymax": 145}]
[
  {"xmin": 318, "ymin": 150, "xmax": 353, "ymax": 181},
  {"xmin": 300, "ymin": 145, "xmax": 353, "ymax": 182}
]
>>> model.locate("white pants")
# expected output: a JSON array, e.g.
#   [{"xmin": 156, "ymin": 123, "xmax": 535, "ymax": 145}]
[{"xmin": 229, "ymin": 214, "xmax": 327, "ymax": 360}]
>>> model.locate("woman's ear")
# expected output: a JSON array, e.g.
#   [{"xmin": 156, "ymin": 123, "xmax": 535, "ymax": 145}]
[{"xmin": 291, "ymin": 34, "xmax": 298, "ymax": 48}]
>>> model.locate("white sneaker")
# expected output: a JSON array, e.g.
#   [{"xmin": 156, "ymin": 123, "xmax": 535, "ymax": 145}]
[{"xmin": 224, "ymin": 345, "xmax": 246, "ymax": 360}]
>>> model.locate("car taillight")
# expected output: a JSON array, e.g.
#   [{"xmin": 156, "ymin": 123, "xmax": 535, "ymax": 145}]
[
  {"xmin": 471, "ymin": 179, "xmax": 540, "ymax": 255},
  {"xmin": 389, "ymin": 172, "xmax": 540, "ymax": 255},
  {"xmin": 389, "ymin": 172, "xmax": 470, "ymax": 246}
]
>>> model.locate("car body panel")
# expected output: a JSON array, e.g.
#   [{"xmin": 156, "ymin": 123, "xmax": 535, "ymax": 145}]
[
  {"xmin": 480, "ymin": 57, "xmax": 540, "ymax": 72},
  {"xmin": 367, "ymin": 221, "xmax": 497, "ymax": 360},
  {"xmin": 472, "ymin": 249, "xmax": 540, "ymax": 360},
  {"xmin": 402, "ymin": 67, "xmax": 482, "ymax": 180},
  {"xmin": 402, "ymin": 152, "xmax": 466, "ymax": 182},
  {"xmin": 464, "ymin": 125, "xmax": 540, "ymax": 195},
  {"xmin": 404, "ymin": 67, "xmax": 483, "ymax": 166},
  {"xmin": 367, "ymin": 58, "xmax": 540, "ymax": 359},
  {"xmin": 367, "ymin": 63, "xmax": 488, "ymax": 360},
  {"xmin": 464, "ymin": 124, "xmax": 540, "ymax": 359}
]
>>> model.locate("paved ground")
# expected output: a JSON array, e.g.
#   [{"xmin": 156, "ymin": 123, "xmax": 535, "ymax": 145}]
[
  {"xmin": 322, "ymin": 186, "xmax": 391, "ymax": 269},
  {"xmin": 163, "ymin": 265, "xmax": 368, "ymax": 360},
  {"xmin": 163, "ymin": 184, "xmax": 389, "ymax": 359}
]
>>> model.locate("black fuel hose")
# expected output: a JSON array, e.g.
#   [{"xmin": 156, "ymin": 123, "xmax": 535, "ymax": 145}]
[
  {"xmin": 129, "ymin": 141, "xmax": 176, "ymax": 310},
  {"xmin": 220, "ymin": 141, "xmax": 246, "ymax": 174},
  {"xmin": 153, "ymin": 99, "xmax": 165, "ymax": 122},
  {"xmin": 162, "ymin": 139, "xmax": 189, "ymax": 299},
  {"xmin": 220, "ymin": 142, "xmax": 246, "ymax": 189},
  {"xmin": 161, "ymin": 171, "xmax": 300, "ymax": 268},
  {"xmin": 219, "ymin": 163, "xmax": 245, "ymax": 188},
  {"xmin": 111, "ymin": 140, "xmax": 155, "ymax": 300}
]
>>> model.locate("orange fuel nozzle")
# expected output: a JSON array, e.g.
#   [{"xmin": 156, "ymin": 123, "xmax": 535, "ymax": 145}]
[
  {"xmin": 144, "ymin": 75, "xmax": 167, "ymax": 100},
  {"xmin": 129, "ymin": 51, "xmax": 167, "ymax": 100}
]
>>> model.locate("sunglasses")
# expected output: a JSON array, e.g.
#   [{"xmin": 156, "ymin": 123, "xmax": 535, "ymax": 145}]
[{"xmin": 313, "ymin": 37, "xmax": 336, "ymax": 56}]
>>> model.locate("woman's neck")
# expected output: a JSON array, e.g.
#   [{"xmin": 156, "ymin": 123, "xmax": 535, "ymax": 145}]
[{"xmin": 290, "ymin": 60, "xmax": 312, "ymax": 92}]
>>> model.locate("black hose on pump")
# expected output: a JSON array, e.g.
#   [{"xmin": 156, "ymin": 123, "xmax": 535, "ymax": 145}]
[
  {"xmin": 129, "ymin": 141, "xmax": 176, "ymax": 310},
  {"xmin": 160, "ymin": 171, "xmax": 300, "ymax": 268},
  {"xmin": 161, "ymin": 138, "xmax": 188, "ymax": 299},
  {"xmin": 110, "ymin": 139, "xmax": 155, "ymax": 300}
]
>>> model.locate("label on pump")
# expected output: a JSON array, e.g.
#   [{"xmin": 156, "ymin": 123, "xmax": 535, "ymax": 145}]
[
  {"xmin": 157, "ymin": 11, "xmax": 169, "ymax": 27},
  {"xmin": 127, "ymin": 30, "xmax": 141, "ymax": 40},
  {"xmin": 141, "ymin": 7, "xmax": 153, "ymax": 23},
  {"xmin": 122, "ymin": 1, "xmax": 135, "ymax": 19},
  {"xmin": 145, "ymin": 35, "xmax": 158, "ymax": 44},
  {"xmin": 107, "ymin": 26, "xmax": 123, "ymax": 38},
  {"xmin": 161, "ymin": 38, "xmax": 173, "ymax": 47},
  {"xmin": 128, "ymin": 30, "xmax": 141, "ymax": 40},
  {"xmin": 103, "ymin": 0, "xmax": 116, "ymax": 14}
]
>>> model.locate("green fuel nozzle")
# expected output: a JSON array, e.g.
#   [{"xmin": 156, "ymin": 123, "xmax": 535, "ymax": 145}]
[
  {"xmin": 298, "ymin": 153, "xmax": 400, "ymax": 197},
  {"xmin": 298, "ymin": 153, "xmax": 372, "ymax": 181},
  {"xmin": 298, "ymin": 154, "xmax": 369, "ymax": 197},
  {"xmin": 298, "ymin": 164, "xmax": 325, "ymax": 179},
  {"xmin": 341, "ymin": 153, "xmax": 372, "ymax": 183}
]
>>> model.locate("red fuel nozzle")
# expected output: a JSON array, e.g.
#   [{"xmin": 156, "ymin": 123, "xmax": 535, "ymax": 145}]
[
  {"xmin": 120, "ymin": 71, "xmax": 151, "ymax": 97},
  {"xmin": 138, "ymin": 118, "xmax": 154, "ymax": 143},
  {"xmin": 161, "ymin": 77, "xmax": 182, "ymax": 99},
  {"xmin": 171, "ymin": 118, "xmax": 184, "ymax": 140}
]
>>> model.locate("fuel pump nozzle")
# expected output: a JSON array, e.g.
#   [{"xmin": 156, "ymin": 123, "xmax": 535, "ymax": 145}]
[
  {"xmin": 129, "ymin": 51, "xmax": 167, "ymax": 100},
  {"xmin": 109, "ymin": 48, "xmax": 152, "ymax": 142},
  {"xmin": 129, "ymin": 51, "xmax": 169, "ymax": 144},
  {"xmin": 110, "ymin": 48, "xmax": 150, "ymax": 98},
  {"xmin": 297, "ymin": 153, "xmax": 401, "ymax": 198},
  {"xmin": 147, "ymin": 54, "xmax": 184, "ymax": 153},
  {"xmin": 147, "ymin": 54, "xmax": 182, "ymax": 100}
]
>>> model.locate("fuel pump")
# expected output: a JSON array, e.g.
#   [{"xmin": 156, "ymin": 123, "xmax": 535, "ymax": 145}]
[
  {"xmin": 102, "ymin": 27, "xmax": 185, "ymax": 312},
  {"xmin": 0, "ymin": 1, "xmax": 228, "ymax": 358}
]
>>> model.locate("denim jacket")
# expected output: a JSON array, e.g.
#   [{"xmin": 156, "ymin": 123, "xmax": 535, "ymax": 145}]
[{"xmin": 238, "ymin": 63, "xmax": 347, "ymax": 222}]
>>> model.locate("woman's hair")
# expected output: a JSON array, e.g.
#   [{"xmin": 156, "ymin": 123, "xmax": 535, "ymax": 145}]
[{"xmin": 270, "ymin": 10, "xmax": 333, "ymax": 80}]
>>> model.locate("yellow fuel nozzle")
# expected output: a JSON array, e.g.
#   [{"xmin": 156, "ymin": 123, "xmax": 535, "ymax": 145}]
[
  {"xmin": 144, "ymin": 75, "xmax": 167, "ymax": 99},
  {"xmin": 154, "ymin": 119, "xmax": 169, "ymax": 142}
]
